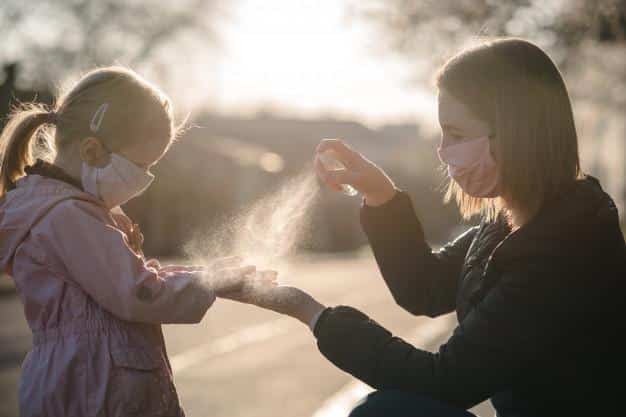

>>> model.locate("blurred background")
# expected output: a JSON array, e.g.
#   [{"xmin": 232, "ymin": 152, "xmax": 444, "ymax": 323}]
[{"xmin": 1, "ymin": 1, "xmax": 624, "ymax": 416}]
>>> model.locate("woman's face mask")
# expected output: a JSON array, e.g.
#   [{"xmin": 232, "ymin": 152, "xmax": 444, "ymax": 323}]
[
  {"xmin": 81, "ymin": 153, "xmax": 155, "ymax": 208},
  {"xmin": 437, "ymin": 89, "xmax": 500, "ymax": 198},
  {"xmin": 437, "ymin": 136, "xmax": 500, "ymax": 198}
]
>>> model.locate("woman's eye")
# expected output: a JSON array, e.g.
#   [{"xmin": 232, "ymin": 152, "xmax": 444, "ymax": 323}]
[{"xmin": 441, "ymin": 130, "xmax": 465, "ymax": 143}]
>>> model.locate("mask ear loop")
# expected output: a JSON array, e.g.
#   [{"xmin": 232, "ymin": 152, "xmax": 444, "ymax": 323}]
[{"xmin": 90, "ymin": 103, "xmax": 109, "ymax": 133}]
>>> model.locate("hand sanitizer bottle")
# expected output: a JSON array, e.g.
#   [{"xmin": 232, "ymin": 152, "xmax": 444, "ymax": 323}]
[{"xmin": 318, "ymin": 150, "xmax": 358, "ymax": 196}]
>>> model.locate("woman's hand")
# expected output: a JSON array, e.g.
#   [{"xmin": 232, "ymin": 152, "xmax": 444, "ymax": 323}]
[
  {"xmin": 219, "ymin": 279, "xmax": 326, "ymax": 326},
  {"xmin": 315, "ymin": 138, "xmax": 397, "ymax": 207},
  {"xmin": 202, "ymin": 256, "xmax": 264, "ymax": 297}
]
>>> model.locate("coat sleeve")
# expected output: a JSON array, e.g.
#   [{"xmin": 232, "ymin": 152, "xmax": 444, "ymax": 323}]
[
  {"xmin": 360, "ymin": 191, "xmax": 478, "ymax": 317},
  {"xmin": 37, "ymin": 199, "xmax": 216, "ymax": 324},
  {"xmin": 314, "ymin": 261, "xmax": 564, "ymax": 409}
]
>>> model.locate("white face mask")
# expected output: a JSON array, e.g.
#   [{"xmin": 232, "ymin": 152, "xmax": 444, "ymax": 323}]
[{"xmin": 81, "ymin": 153, "xmax": 155, "ymax": 208}]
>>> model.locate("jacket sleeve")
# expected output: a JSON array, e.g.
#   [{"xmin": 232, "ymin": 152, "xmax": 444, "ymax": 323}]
[
  {"xmin": 314, "ymin": 261, "xmax": 564, "ymax": 409},
  {"xmin": 37, "ymin": 200, "xmax": 216, "ymax": 324},
  {"xmin": 361, "ymin": 191, "xmax": 478, "ymax": 317}
]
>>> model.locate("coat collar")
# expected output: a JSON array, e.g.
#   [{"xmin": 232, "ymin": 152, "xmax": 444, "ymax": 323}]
[
  {"xmin": 24, "ymin": 159, "xmax": 83, "ymax": 191},
  {"xmin": 489, "ymin": 175, "xmax": 618, "ymax": 270}
]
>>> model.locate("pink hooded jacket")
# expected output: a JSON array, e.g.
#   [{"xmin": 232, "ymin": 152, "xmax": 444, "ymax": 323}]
[{"xmin": 0, "ymin": 175, "xmax": 216, "ymax": 417}]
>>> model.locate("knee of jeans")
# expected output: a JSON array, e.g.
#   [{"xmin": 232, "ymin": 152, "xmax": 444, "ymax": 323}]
[
  {"xmin": 347, "ymin": 392, "xmax": 388, "ymax": 417},
  {"xmin": 348, "ymin": 390, "xmax": 475, "ymax": 417}
]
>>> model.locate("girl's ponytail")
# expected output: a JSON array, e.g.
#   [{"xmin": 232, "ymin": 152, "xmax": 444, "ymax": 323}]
[{"xmin": 0, "ymin": 104, "xmax": 55, "ymax": 198}]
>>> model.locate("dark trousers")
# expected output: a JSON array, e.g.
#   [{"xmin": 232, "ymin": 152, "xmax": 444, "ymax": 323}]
[{"xmin": 349, "ymin": 391, "xmax": 476, "ymax": 417}]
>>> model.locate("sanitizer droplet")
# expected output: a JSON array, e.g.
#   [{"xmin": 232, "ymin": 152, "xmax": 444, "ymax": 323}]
[{"xmin": 318, "ymin": 150, "xmax": 358, "ymax": 197}]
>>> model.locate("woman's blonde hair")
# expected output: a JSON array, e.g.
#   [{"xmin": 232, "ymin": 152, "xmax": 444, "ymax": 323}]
[
  {"xmin": 0, "ymin": 66, "xmax": 175, "ymax": 197},
  {"xmin": 435, "ymin": 38, "xmax": 583, "ymax": 222}
]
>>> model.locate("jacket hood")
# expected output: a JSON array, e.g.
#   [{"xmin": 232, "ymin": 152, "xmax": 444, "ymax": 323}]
[
  {"xmin": 495, "ymin": 175, "xmax": 625, "ymax": 267},
  {"xmin": 0, "ymin": 175, "xmax": 103, "ymax": 273}
]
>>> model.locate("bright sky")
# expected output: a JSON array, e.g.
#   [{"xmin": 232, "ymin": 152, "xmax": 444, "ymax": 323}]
[{"xmin": 211, "ymin": 0, "xmax": 437, "ymax": 127}]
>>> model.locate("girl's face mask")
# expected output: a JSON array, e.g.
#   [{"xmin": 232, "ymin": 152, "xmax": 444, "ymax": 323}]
[
  {"xmin": 437, "ymin": 136, "xmax": 500, "ymax": 198},
  {"xmin": 81, "ymin": 153, "xmax": 155, "ymax": 208}
]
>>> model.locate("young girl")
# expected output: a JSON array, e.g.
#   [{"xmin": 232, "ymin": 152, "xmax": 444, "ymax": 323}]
[
  {"xmin": 0, "ymin": 67, "xmax": 263, "ymax": 416},
  {"xmin": 224, "ymin": 38, "xmax": 626, "ymax": 416}
]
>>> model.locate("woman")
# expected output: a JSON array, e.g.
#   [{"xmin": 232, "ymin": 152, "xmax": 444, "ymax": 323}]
[{"xmin": 224, "ymin": 38, "xmax": 626, "ymax": 416}]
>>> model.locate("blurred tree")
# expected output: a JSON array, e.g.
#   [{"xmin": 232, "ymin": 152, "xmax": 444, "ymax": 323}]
[
  {"xmin": 351, "ymin": 0, "xmax": 624, "ymax": 70},
  {"xmin": 0, "ymin": 0, "xmax": 224, "ymax": 89},
  {"xmin": 351, "ymin": 0, "xmax": 626, "ymax": 227},
  {"xmin": 350, "ymin": 0, "xmax": 626, "ymax": 112}
]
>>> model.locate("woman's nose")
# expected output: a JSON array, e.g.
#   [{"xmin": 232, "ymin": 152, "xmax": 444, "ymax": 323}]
[{"xmin": 439, "ymin": 133, "xmax": 449, "ymax": 148}]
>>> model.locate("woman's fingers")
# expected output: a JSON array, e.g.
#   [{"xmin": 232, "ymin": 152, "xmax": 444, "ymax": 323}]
[
  {"xmin": 324, "ymin": 168, "xmax": 359, "ymax": 189},
  {"xmin": 316, "ymin": 139, "xmax": 361, "ymax": 169},
  {"xmin": 315, "ymin": 138, "xmax": 397, "ymax": 205},
  {"xmin": 315, "ymin": 157, "xmax": 344, "ymax": 192},
  {"xmin": 315, "ymin": 156, "xmax": 360, "ymax": 189}
]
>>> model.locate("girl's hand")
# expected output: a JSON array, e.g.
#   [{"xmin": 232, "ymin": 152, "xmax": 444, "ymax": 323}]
[
  {"xmin": 153, "ymin": 263, "xmax": 206, "ymax": 276},
  {"xmin": 315, "ymin": 139, "xmax": 397, "ymax": 207},
  {"xmin": 111, "ymin": 210, "xmax": 133, "ymax": 234},
  {"xmin": 111, "ymin": 209, "xmax": 145, "ymax": 255},
  {"xmin": 152, "ymin": 256, "xmax": 260, "ymax": 297},
  {"xmin": 220, "ymin": 280, "xmax": 326, "ymax": 326},
  {"xmin": 145, "ymin": 258, "xmax": 162, "ymax": 271}
]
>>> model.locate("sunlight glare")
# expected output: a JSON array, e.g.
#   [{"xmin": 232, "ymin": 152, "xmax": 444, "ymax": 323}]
[{"xmin": 213, "ymin": 0, "xmax": 437, "ymax": 127}]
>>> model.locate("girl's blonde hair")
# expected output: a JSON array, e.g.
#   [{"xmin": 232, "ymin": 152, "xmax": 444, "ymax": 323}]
[
  {"xmin": 435, "ymin": 38, "xmax": 583, "ymax": 222},
  {"xmin": 0, "ymin": 66, "xmax": 174, "ymax": 198}
]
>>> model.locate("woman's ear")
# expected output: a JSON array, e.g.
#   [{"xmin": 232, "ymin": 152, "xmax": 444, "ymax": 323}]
[{"xmin": 80, "ymin": 137, "xmax": 110, "ymax": 167}]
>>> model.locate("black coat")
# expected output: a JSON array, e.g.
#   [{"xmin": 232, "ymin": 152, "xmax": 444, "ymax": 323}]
[{"xmin": 313, "ymin": 176, "xmax": 626, "ymax": 417}]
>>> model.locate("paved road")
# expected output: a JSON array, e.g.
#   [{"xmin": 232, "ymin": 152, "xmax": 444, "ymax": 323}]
[{"xmin": 0, "ymin": 252, "xmax": 494, "ymax": 417}]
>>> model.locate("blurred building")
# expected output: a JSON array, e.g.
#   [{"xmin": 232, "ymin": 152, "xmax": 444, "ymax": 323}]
[
  {"xmin": 124, "ymin": 112, "xmax": 463, "ymax": 256},
  {"xmin": 4, "ymin": 63, "xmax": 621, "ymax": 259}
]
